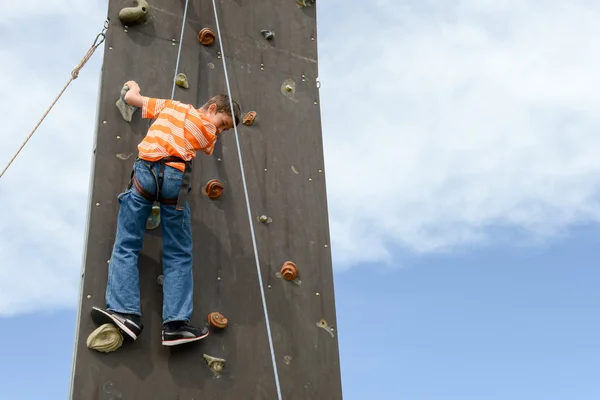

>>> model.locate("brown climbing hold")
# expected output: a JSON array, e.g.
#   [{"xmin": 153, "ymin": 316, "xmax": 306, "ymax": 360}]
[
  {"xmin": 204, "ymin": 179, "xmax": 224, "ymax": 199},
  {"xmin": 208, "ymin": 312, "xmax": 228, "ymax": 328},
  {"xmin": 280, "ymin": 261, "xmax": 298, "ymax": 281},
  {"xmin": 198, "ymin": 28, "xmax": 215, "ymax": 46},
  {"xmin": 243, "ymin": 111, "xmax": 257, "ymax": 126}
]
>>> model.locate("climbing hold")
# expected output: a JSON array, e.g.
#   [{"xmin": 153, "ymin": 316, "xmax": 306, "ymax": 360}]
[
  {"xmin": 317, "ymin": 319, "xmax": 335, "ymax": 337},
  {"xmin": 86, "ymin": 323, "xmax": 124, "ymax": 353},
  {"xmin": 145, "ymin": 204, "xmax": 161, "ymax": 230},
  {"xmin": 258, "ymin": 214, "xmax": 272, "ymax": 224},
  {"xmin": 175, "ymin": 73, "xmax": 189, "ymax": 89},
  {"xmin": 157, "ymin": 274, "xmax": 164, "ymax": 285},
  {"xmin": 281, "ymin": 79, "xmax": 298, "ymax": 102},
  {"xmin": 198, "ymin": 28, "xmax": 215, "ymax": 46},
  {"xmin": 115, "ymin": 84, "xmax": 139, "ymax": 122},
  {"xmin": 296, "ymin": 0, "xmax": 315, "ymax": 6},
  {"xmin": 208, "ymin": 312, "xmax": 228, "ymax": 328},
  {"xmin": 118, "ymin": 0, "xmax": 150, "ymax": 24},
  {"xmin": 261, "ymin": 30, "xmax": 275, "ymax": 40},
  {"xmin": 203, "ymin": 354, "xmax": 226, "ymax": 373},
  {"xmin": 280, "ymin": 261, "xmax": 298, "ymax": 281},
  {"xmin": 243, "ymin": 111, "xmax": 257, "ymax": 126},
  {"xmin": 116, "ymin": 152, "xmax": 133, "ymax": 160},
  {"xmin": 203, "ymin": 179, "xmax": 224, "ymax": 199}
]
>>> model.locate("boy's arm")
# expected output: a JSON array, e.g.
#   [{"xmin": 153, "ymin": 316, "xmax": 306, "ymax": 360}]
[
  {"xmin": 123, "ymin": 80, "xmax": 144, "ymax": 107},
  {"xmin": 122, "ymin": 80, "xmax": 169, "ymax": 118}
]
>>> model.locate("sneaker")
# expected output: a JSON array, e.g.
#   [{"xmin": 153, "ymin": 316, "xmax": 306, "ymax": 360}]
[
  {"xmin": 91, "ymin": 306, "xmax": 143, "ymax": 341},
  {"xmin": 161, "ymin": 321, "xmax": 209, "ymax": 346}
]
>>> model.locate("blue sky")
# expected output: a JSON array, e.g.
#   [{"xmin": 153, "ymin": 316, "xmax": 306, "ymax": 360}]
[{"xmin": 2, "ymin": 0, "xmax": 600, "ymax": 398}]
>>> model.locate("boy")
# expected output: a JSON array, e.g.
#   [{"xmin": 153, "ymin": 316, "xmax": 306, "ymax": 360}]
[{"xmin": 91, "ymin": 80, "xmax": 241, "ymax": 346}]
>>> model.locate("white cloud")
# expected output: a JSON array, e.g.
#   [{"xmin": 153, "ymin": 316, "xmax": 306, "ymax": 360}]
[
  {"xmin": 2, "ymin": 0, "xmax": 600, "ymax": 314},
  {"xmin": 318, "ymin": 0, "xmax": 600, "ymax": 268}
]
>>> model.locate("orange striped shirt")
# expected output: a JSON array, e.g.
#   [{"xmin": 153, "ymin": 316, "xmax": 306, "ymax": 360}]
[{"xmin": 137, "ymin": 96, "xmax": 218, "ymax": 172}]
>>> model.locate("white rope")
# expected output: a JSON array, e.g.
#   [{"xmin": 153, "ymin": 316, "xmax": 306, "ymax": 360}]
[
  {"xmin": 171, "ymin": 0, "xmax": 190, "ymax": 100},
  {"xmin": 210, "ymin": 2, "xmax": 283, "ymax": 399}
]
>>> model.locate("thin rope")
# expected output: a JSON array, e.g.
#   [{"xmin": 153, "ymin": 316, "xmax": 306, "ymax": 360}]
[
  {"xmin": 210, "ymin": 3, "xmax": 283, "ymax": 399},
  {"xmin": 0, "ymin": 19, "xmax": 109, "ymax": 180},
  {"xmin": 171, "ymin": 0, "xmax": 190, "ymax": 100}
]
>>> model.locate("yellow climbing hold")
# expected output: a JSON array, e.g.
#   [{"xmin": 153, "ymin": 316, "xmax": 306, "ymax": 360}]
[
  {"xmin": 176, "ymin": 73, "xmax": 189, "ymax": 89},
  {"xmin": 86, "ymin": 323, "xmax": 123, "ymax": 353}
]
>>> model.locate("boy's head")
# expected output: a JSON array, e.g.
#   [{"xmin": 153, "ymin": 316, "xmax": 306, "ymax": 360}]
[{"xmin": 200, "ymin": 94, "xmax": 241, "ymax": 134}]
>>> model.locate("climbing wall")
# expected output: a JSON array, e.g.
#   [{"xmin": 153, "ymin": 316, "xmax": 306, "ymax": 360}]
[{"xmin": 69, "ymin": 0, "xmax": 342, "ymax": 399}]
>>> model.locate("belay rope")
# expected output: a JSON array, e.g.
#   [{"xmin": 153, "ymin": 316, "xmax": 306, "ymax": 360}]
[
  {"xmin": 210, "ymin": 2, "xmax": 283, "ymax": 399},
  {"xmin": 0, "ymin": 18, "xmax": 110, "ymax": 180}
]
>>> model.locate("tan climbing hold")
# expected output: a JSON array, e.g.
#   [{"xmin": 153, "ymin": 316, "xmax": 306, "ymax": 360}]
[
  {"xmin": 281, "ymin": 261, "xmax": 298, "ymax": 281},
  {"xmin": 86, "ymin": 323, "xmax": 123, "ymax": 353},
  {"xmin": 198, "ymin": 28, "xmax": 216, "ymax": 46},
  {"xmin": 203, "ymin": 179, "xmax": 224, "ymax": 199},
  {"xmin": 203, "ymin": 354, "xmax": 226, "ymax": 373},
  {"xmin": 243, "ymin": 111, "xmax": 257, "ymax": 126},
  {"xmin": 208, "ymin": 312, "xmax": 228, "ymax": 328},
  {"xmin": 176, "ymin": 73, "xmax": 189, "ymax": 89},
  {"xmin": 119, "ymin": 0, "xmax": 150, "ymax": 24}
]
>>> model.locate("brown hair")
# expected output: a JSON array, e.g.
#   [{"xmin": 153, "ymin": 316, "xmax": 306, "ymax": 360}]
[{"xmin": 202, "ymin": 94, "xmax": 241, "ymax": 126}]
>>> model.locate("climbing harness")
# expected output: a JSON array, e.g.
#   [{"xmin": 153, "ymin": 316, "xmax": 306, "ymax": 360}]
[
  {"xmin": 0, "ymin": 18, "xmax": 110, "ymax": 180},
  {"xmin": 129, "ymin": 157, "xmax": 192, "ymax": 211},
  {"xmin": 211, "ymin": 2, "xmax": 283, "ymax": 399}
]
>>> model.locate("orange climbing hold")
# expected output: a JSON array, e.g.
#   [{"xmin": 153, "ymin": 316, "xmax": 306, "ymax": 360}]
[
  {"xmin": 243, "ymin": 111, "xmax": 257, "ymax": 126},
  {"xmin": 198, "ymin": 28, "xmax": 215, "ymax": 46},
  {"xmin": 204, "ymin": 179, "xmax": 224, "ymax": 199},
  {"xmin": 281, "ymin": 261, "xmax": 298, "ymax": 281},
  {"xmin": 208, "ymin": 312, "xmax": 228, "ymax": 328}
]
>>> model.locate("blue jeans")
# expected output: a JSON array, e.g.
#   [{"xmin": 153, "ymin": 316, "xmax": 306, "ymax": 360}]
[{"xmin": 105, "ymin": 159, "xmax": 193, "ymax": 324}]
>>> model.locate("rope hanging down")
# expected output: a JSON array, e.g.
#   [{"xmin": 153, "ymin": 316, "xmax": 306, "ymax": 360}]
[
  {"xmin": 211, "ymin": 2, "xmax": 283, "ymax": 399},
  {"xmin": 0, "ymin": 18, "xmax": 110, "ymax": 180}
]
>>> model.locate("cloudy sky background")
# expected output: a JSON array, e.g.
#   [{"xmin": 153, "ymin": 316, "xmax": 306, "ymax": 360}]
[{"xmin": 2, "ymin": 0, "xmax": 600, "ymax": 398}]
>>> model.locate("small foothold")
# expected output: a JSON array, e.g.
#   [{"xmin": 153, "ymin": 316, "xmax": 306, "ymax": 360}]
[
  {"xmin": 284, "ymin": 355, "xmax": 293, "ymax": 365},
  {"xmin": 118, "ymin": 0, "xmax": 150, "ymax": 24},
  {"xmin": 261, "ymin": 30, "xmax": 275, "ymax": 40},
  {"xmin": 157, "ymin": 275, "xmax": 164, "ymax": 285},
  {"xmin": 280, "ymin": 261, "xmax": 298, "ymax": 281},
  {"xmin": 259, "ymin": 215, "xmax": 268, "ymax": 223},
  {"xmin": 281, "ymin": 79, "xmax": 297, "ymax": 100},
  {"xmin": 243, "ymin": 111, "xmax": 257, "ymax": 126},
  {"xmin": 199, "ymin": 28, "xmax": 215, "ymax": 46},
  {"xmin": 176, "ymin": 73, "xmax": 189, "ymax": 89},
  {"xmin": 145, "ymin": 204, "xmax": 161, "ymax": 230},
  {"xmin": 317, "ymin": 319, "xmax": 335, "ymax": 337},
  {"xmin": 116, "ymin": 153, "xmax": 133, "ymax": 160},
  {"xmin": 208, "ymin": 312, "xmax": 228, "ymax": 328},
  {"xmin": 87, "ymin": 294, "xmax": 92, "ymax": 299},
  {"xmin": 203, "ymin": 354, "xmax": 226, "ymax": 373},
  {"xmin": 204, "ymin": 179, "xmax": 224, "ymax": 199},
  {"xmin": 296, "ymin": 0, "xmax": 315, "ymax": 7},
  {"xmin": 95, "ymin": 203, "xmax": 100, "ymax": 207},
  {"xmin": 87, "ymin": 323, "xmax": 123, "ymax": 353},
  {"xmin": 116, "ymin": 136, "xmax": 121, "ymax": 139}
]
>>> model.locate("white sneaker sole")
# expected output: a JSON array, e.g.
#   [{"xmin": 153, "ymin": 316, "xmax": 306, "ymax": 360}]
[
  {"xmin": 162, "ymin": 332, "xmax": 209, "ymax": 346},
  {"xmin": 92, "ymin": 306, "xmax": 139, "ymax": 341}
]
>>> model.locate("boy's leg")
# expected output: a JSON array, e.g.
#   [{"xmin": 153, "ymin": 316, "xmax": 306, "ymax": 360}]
[
  {"xmin": 95, "ymin": 159, "xmax": 156, "ymax": 340},
  {"xmin": 159, "ymin": 166, "xmax": 209, "ymax": 346}
]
